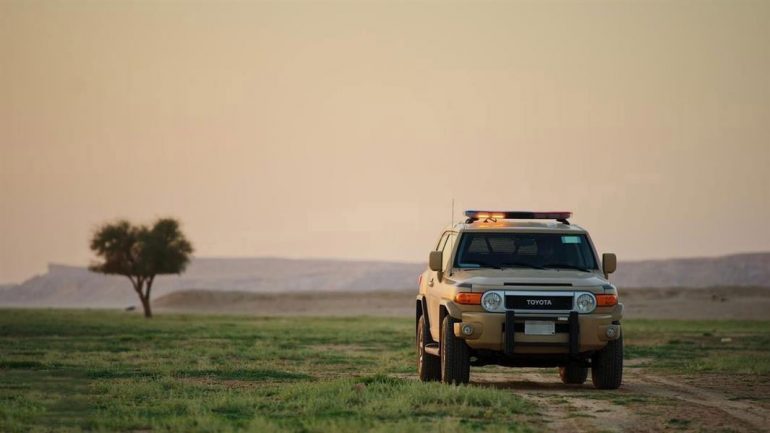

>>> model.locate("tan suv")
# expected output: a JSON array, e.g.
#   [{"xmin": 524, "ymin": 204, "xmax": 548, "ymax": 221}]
[{"xmin": 416, "ymin": 211, "xmax": 623, "ymax": 389}]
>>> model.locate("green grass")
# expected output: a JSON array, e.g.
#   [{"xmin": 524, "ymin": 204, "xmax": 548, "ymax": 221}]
[
  {"xmin": 623, "ymin": 319, "xmax": 770, "ymax": 374},
  {"xmin": 0, "ymin": 310, "xmax": 533, "ymax": 433},
  {"xmin": 1, "ymin": 310, "xmax": 769, "ymax": 432}
]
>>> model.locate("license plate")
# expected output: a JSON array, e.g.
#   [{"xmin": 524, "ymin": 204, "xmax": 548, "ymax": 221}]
[{"xmin": 524, "ymin": 320, "xmax": 555, "ymax": 335}]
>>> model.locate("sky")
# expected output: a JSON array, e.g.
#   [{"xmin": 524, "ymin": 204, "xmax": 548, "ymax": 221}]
[{"xmin": 1, "ymin": 0, "xmax": 769, "ymax": 283}]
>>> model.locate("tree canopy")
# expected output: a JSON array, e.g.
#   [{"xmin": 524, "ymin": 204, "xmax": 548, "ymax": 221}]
[{"xmin": 89, "ymin": 218, "xmax": 193, "ymax": 317}]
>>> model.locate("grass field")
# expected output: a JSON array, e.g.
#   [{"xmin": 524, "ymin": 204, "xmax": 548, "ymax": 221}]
[{"xmin": 1, "ymin": 310, "xmax": 769, "ymax": 433}]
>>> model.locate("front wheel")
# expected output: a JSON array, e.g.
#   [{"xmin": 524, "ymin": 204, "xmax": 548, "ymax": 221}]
[
  {"xmin": 559, "ymin": 364, "xmax": 588, "ymax": 384},
  {"xmin": 440, "ymin": 316, "xmax": 470, "ymax": 385},
  {"xmin": 591, "ymin": 334, "xmax": 623, "ymax": 389},
  {"xmin": 417, "ymin": 315, "xmax": 440, "ymax": 382}
]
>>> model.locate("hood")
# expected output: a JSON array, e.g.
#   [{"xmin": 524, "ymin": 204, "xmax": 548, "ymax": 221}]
[{"xmin": 449, "ymin": 268, "xmax": 609, "ymax": 291}]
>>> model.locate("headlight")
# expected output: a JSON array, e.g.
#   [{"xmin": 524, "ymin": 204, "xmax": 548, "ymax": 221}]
[
  {"xmin": 574, "ymin": 293, "xmax": 597, "ymax": 313},
  {"xmin": 481, "ymin": 291, "xmax": 503, "ymax": 312}
]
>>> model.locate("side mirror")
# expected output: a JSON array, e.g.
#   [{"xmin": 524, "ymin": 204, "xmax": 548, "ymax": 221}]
[
  {"xmin": 429, "ymin": 250, "xmax": 443, "ymax": 272},
  {"xmin": 602, "ymin": 253, "xmax": 617, "ymax": 277}
]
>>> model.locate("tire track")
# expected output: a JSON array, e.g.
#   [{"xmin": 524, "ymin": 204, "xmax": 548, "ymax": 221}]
[
  {"xmin": 473, "ymin": 367, "xmax": 770, "ymax": 433},
  {"xmin": 473, "ymin": 368, "xmax": 639, "ymax": 433},
  {"xmin": 625, "ymin": 372, "xmax": 769, "ymax": 432}
]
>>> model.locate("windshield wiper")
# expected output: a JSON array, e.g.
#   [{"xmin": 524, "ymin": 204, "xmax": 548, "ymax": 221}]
[
  {"xmin": 499, "ymin": 262, "xmax": 546, "ymax": 270},
  {"xmin": 458, "ymin": 263, "xmax": 501, "ymax": 270},
  {"xmin": 542, "ymin": 263, "xmax": 591, "ymax": 272}
]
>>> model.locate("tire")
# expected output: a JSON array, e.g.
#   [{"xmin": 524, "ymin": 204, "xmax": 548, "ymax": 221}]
[
  {"xmin": 559, "ymin": 364, "xmax": 588, "ymax": 384},
  {"xmin": 440, "ymin": 316, "xmax": 470, "ymax": 385},
  {"xmin": 417, "ymin": 315, "xmax": 440, "ymax": 382},
  {"xmin": 591, "ymin": 334, "xmax": 623, "ymax": 390}
]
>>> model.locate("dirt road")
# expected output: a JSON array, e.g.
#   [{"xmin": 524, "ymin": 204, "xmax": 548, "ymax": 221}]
[{"xmin": 473, "ymin": 364, "xmax": 770, "ymax": 433}]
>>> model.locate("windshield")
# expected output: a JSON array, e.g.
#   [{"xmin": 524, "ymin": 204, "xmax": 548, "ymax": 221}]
[{"xmin": 453, "ymin": 232, "xmax": 598, "ymax": 271}]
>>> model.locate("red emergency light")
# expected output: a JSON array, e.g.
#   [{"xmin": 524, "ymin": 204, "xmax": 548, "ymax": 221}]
[{"xmin": 464, "ymin": 210, "xmax": 572, "ymax": 224}]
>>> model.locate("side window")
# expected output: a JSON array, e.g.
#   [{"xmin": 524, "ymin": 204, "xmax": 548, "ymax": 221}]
[{"xmin": 442, "ymin": 234, "xmax": 457, "ymax": 270}]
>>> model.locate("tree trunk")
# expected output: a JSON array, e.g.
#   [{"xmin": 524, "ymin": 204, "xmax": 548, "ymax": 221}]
[
  {"xmin": 143, "ymin": 276, "xmax": 154, "ymax": 319},
  {"xmin": 140, "ymin": 295, "xmax": 152, "ymax": 318},
  {"xmin": 128, "ymin": 276, "xmax": 153, "ymax": 319}
]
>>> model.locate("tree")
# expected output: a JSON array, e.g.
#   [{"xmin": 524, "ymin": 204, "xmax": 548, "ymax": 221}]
[{"xmin": 89, "ymin": 218, "xmax": 193, "ymax": 318}]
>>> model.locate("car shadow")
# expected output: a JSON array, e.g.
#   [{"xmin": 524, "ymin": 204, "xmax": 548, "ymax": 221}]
[{"xmin": 471, "ymin": 374, "xmax": 591, "ymax": 391}]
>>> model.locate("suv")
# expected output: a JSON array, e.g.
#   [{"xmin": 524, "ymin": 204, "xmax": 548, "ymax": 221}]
[{"xmin": 416, "ymin": 211, "xmax": 623, "ymax": 389}]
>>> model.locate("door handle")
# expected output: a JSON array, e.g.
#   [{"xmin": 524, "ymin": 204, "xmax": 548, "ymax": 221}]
[{"xmin": 428, "ymin": 279, "xmax": 434, "ymax": 287}]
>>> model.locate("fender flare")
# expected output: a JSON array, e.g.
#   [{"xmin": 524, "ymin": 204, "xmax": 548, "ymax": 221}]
[
  {"xmin": 440, "ymin": 300, "xmax": 463, "ymax": 320},
  {"xmin": 417, "ymin": 295, "xmax": 430, "ymax": 328}
]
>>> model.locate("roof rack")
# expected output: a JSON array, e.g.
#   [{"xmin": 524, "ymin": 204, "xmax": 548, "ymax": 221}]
[{"xmin": 464, "ymin": 210, "xmax": 572, "ymax": 225}]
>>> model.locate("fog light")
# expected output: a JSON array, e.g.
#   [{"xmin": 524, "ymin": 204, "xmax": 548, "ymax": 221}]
[
  {"xmin": 462, "ymin": 324, "xmax": 474, "ymax": 336},
  {"xmin": 606, "ymin": 326, "xmax": 617, "ymax": 338}
]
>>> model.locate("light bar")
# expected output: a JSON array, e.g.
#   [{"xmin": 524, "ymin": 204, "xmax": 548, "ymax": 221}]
[{"xmin": 464, "ymin": 210, "xmax": 572, "ymax": 222}]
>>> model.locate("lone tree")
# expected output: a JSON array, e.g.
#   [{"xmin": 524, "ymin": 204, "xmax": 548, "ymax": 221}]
[{"xmin": 89, "ymin": 218, "xmax": 193, "ymax": 318}]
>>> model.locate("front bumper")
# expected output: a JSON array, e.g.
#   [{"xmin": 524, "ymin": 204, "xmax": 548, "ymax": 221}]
[{"xmin": 453, "ymin": 304, "xmax": 623, "ymax": 354}]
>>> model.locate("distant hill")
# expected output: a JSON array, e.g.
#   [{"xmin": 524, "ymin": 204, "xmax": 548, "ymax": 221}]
[
  {"xmin": 0, "ymin": 253, "xmax": 768, "ymax": 308},
  {"xmin": 613, "ymin": 252, "xmax": 770, "ymax": 288},
  {"xmin": 0, "ymin": 258, "xmax": 424, "ymax": 308}
]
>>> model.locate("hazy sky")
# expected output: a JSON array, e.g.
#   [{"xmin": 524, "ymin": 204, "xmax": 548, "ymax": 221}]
[{"xmin": 1, "ymin": 0, "xmax": 769, "ymax": 283}]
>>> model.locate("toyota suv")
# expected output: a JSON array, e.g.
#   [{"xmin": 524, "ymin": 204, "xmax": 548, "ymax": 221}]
[{"xmin": 416, "ymin": 210, "xmax": 623, "ymax": 389}]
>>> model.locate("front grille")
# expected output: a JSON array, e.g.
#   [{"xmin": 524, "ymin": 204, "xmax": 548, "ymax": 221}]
[{"xmin": 505, "ymin": 294, "xmax": 573, "ymax": 310}]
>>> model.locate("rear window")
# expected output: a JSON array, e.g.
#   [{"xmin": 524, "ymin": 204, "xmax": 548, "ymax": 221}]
[{"xmin": 453, "ymin": 232, "xmax": 598, "ymax": 271}]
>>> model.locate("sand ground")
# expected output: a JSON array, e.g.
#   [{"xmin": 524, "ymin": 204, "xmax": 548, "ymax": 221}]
[
  {"xmin": 154, "ymin": 286, "xmax": 770, "ymax": 320},
  {"xmin": 466, "ymin": 364, "xmax": 770, "ymax": 433}
]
